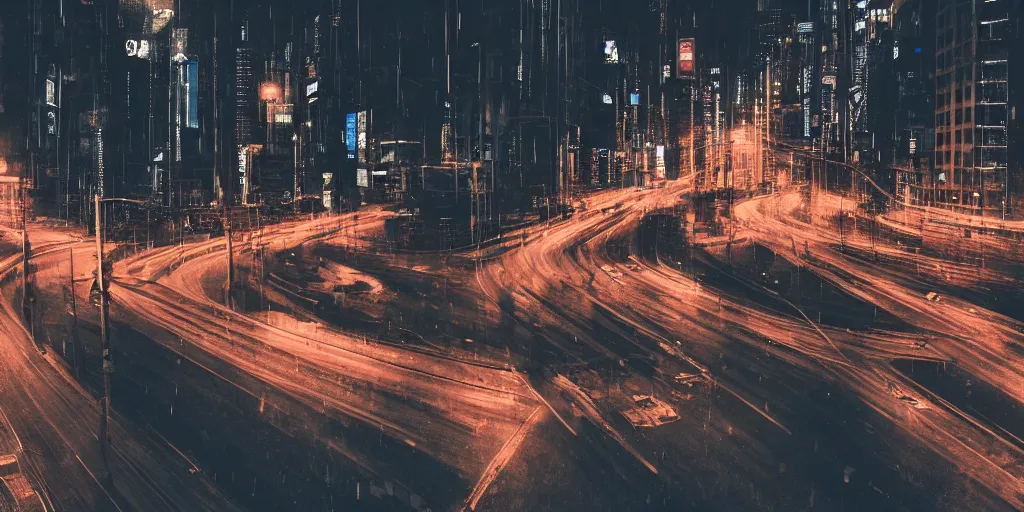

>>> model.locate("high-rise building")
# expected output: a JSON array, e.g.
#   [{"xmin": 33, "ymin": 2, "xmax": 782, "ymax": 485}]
[
  {"xmin": 892, "ymin": 0, "xmax": 935, "ymax": 164},
  {"xmin": 888, "ymin": 0, "xmax": 936, "ymax": 204},
  {"xmin": 796, "ymin": 21, "xmax": 817, "ymax": 140},
  {"xmin": 932, "ymin": 0, "xmax": 1021, "ymax": 215},
  {"xmin": 235, "ymin": 20, "xmax": 254, "ymax": 149},
  {"xmin": 852, "ymin": 1, "xmax": 870, "ymax": 134}
]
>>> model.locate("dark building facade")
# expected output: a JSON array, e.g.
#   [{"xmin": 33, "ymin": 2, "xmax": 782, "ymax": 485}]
[{"xmin": 932, "ymin": 0, "xmax": 1021, "ymax": 216}]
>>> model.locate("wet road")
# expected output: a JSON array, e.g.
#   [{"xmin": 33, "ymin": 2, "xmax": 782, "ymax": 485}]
[
  {"xmin": 0, "ymin": 224, "xmax": 242, "ymax": 511},
  {"xmin": 6, "ymin": 176, "xmax": 1022, "ymax": 510}
]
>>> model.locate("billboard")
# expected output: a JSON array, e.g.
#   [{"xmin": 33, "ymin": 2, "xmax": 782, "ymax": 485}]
[
  {"xmin": 151, "ymin": 2, "xmax": 175, "ymax": 34},
  {"xmin": 678, "ymin": 39, "xmax": 695, "ymax": 79},
  {"xmin": 46, "ymin": 79, "xmax": 56, "ymax": 106},
  {"xmin": 356, "ymin": 111, "xmax": 367, "ymax": 163},
  {"xmin": 356, "ymin": 168, "xmax": 369, "ymax": 188},
  {"xmin": 47, "ymin": 110, "xmax": 57, "ymax": 135},
  {"xmin": 238, "ymin": 146, "xmax": 248, "ymax": 187},
  {"xmin": 603, "ymin": 40, "xmax": 619, "ymax": 64},
  {"xmin": 655, "ymin": 145, "xmax": 666, "ymax": 179},
  {"xmin": 346, "ymin": 113, "xmax": 357, "ymax": 158},
  {"xmin": 629, "ymin": 92, "xmax": 640, "ymax": 106},
  {"xmin": 171, "ymin": 28, "xmax": 188, "ymax": 62},
  {"xmin": 125, "ymin": 39, "xmax": 151, "ymax": 59},
  {"xmin": 306, "ymin": 80, "xmax": 318, "ymax": 103},
  {"xmin": 322, "ymin": 173, "xmax": 334, "ymax": 209},
  {"xmin": 185, "ymin": 60, "xmax": 199, "ymax": 128}
]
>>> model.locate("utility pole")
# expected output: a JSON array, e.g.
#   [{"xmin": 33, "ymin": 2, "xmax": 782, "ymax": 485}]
[
  {"xmin": 68, "ymin": 248, "xmax": 80, "ymax": 379},
  {"xmin": 93, "ymin": 194, "xmax": 112, "ymax": 474},
  {"xmin": 839, "ymin": 194, "xmax": 845, "ymax": 252},
  {"xmin": 21, "ymin": 190, "xmax": 32, "ymax": 339},
  {"xmin": 293, "ymin": 133, "xmax": 300, "ymax": 215},
  {"xmin": 223, "ymin": 188, "xmax": 234, "ymax": 308}
]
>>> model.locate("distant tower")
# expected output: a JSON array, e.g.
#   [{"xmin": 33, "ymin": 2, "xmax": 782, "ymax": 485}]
[
  {"xmin": 932, "ymin": 0, "xmax": 1020, "ymax": 215},
  {"xmin": 235, "ymin": 19, "xmax": 254, "ymax": 147}
]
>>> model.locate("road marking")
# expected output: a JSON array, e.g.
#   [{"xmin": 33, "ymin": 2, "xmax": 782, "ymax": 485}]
[
  {"xmin": 516, "ymin": 374, "xmax": 577, "ymax": 436},
  {"xmin": 463, "ymin": 405, "xmax": 544, "ymax": 511}
]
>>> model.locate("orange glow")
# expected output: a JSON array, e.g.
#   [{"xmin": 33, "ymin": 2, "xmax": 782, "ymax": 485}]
[{"xmin": 259, "ymin": 82, "xmax": 283, "ymax": 103}]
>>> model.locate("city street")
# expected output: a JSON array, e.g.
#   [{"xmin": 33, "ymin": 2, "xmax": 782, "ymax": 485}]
[{"xmin": 2, "ymin": 0, "xmax": 1022, "ymax": 510}]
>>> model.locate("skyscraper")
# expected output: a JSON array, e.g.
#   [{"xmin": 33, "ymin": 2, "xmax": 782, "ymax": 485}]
[{"xmin": 932, "ymin": 0, "xmax": 1020, "ymax": 215}]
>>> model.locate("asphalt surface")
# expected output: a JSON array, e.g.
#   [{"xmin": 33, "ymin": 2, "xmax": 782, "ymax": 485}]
[{"xmin": 2, "ymin": 175, "xmax": 1021, "ymax": 511}]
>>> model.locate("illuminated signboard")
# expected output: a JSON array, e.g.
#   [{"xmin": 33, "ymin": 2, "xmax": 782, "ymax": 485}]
[
  {"xmin": 602, "ymin": 93, "xmax": 613, "ymax": 105},
  {"xmin": 663, "ymin": 65, "xmax": 672, "ymax": 79},
  {"xmin": 185, "ymin": 60, "xmax": 199, "ymax": 128},
  {"xmin": 797, "ymin": 22, "xmax": 814, "ymax": 34},
  {"xmin": 346, "ymin": 113, "xmax": 357, "ymax": 158},
  {"xmin": 125, "ymin": 40, "xmax": 151, "ymax": 59},
  {"xmin": 678, "ymin": 39, "xmax": 695, "ymax": 80},
  {"xmin": 371, "ymin": 170, "xmax": 388, "ymax": 176},
  {"xmin": 274, "ymin": 113, "xmax": 293, "ymax": 124},
  {"xmin": 356, "ymin": 168, "xmax": 369, "ymax": 188},
  {"xmin": 322, "ymin": 172, "xmax": 334, "ymax": 209},
  {"xmin": 803, "ymin": 97, "xmax": 811, "ymax": 137},
  {"xmin": 238, "ymin": 146, "xmax": 248, "ymax": 187},
  {"xmin": 630, "ymin": 92, "xmax": 640, "ymax": 106},
  {"xmin": 260, "ymin": 82, "xmax": 283, "ymax": 103},
  {"xmin": 46, "ymin": 79, "xmax": 56, "ymax": 107},
  {"xmin": 172, "ymin": 28, "xmax": 188, "ymax": 56},
  {"xmin": 603, "ymin": 40, "xmax": 619, "ymax": 64},
  {"xmin": 306, "ymin": 80, "xmax": 318, "ymax": 102},
  {"xmin": 655, "ymin": 145, "xmax": 665, "ymax": 179},
  {"xmin": 356, "ymin": 111, "xmax": 367, "ymax": 163},
  {"xmin": 151, "ymin": 8, "xmax": 175, "ymax": 34}
]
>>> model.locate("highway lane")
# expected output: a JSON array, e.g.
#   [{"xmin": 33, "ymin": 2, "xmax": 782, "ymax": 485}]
[
  {"xmin": 107, "ymin": 210, "xmax": 542, "ymax": 509},
  {"xmin": 734, "ymin": 191, "xmax": 1024, "ymax": 404},
  {"xmin": 13, "ymin": 180, "xmax": 1018, "ymax": 510},
  {"xmin": 0, "ymin": 226, "xmax": 243, "ymax": 512},
  {"xmin": 472, "ymin": 179, "xmax": 1022, "ymax": 510},
  {"xmin": 729, "ymin": 191, "xmax": 1023, "ymax": 505}
]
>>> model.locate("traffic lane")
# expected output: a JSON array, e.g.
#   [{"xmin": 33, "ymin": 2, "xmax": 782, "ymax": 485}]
[
  {"xmin": 2, "ymin": 228, "xmax": 245, "ymax": 512},
  {"xmin": 0, "ymin": 282, "xmax": 243, "ymax": 512},
  {"xmin": 484, "ymin": 182, "xmax": 1021, "ymax": 510},
  {"xmin": 734, "ymin": 194, "xmax": 1024, "ymax": 403},
  {"xmin": 729, "ymin": 194, "xmax": 1023, "ymax": 507}
]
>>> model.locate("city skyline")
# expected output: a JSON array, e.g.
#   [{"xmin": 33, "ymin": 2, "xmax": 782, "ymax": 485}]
[{"xmin": 0, "ymin": 1, "xmax": 1020, "ymax": 511}]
